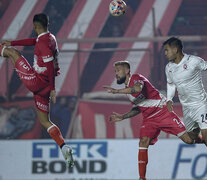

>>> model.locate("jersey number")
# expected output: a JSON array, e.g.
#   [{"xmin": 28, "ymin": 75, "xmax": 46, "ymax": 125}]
[
  {"xmin": 201, "ymin": 114, "xmax": 207, "ymax": 123},
  {"xmin": 23, "ymin": 64, "xmax": 30, "ymax": 71}
]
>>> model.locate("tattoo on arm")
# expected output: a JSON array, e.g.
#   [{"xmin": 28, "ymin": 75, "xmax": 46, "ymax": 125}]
[
  {"xmin": 123, "ymin": 107, "xmax": 140, "ymax": 119},
  {"xmin": 130, "ymin": 86, "xmax": 136, "ymax": 94}
]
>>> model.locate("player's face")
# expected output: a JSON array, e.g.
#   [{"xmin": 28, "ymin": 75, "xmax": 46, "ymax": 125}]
[
  {"xmin": 114, "ymin": 65, "xmax": 127, "ymax": 84},
  {"xmin": 164, "ymin": 44, "xmax": 177, "ymax": 62},
  {"xmin": 33, "ymin": 22, "xmax": 39, "ymax": 35},
  {"xmin": 33, "ymin": 22, "xmax": 44, "ymax": 35}
]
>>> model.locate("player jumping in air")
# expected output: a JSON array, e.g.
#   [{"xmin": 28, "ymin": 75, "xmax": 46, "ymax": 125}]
[
  {"xmin": 164, "ymin": 37, "xmax": 207, "ymax": 146},
  {"xmin": 103, "ymin": 61, "xmax": 195, "ymax": 180},
  {"xmin": 0, "ymin": 13, "xmax": 74, "ymax": 167}
]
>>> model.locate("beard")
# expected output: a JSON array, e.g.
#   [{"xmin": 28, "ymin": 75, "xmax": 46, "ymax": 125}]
[{"xmin": 117, "ymin": 76, "xmax": 126, "ymax": 84}]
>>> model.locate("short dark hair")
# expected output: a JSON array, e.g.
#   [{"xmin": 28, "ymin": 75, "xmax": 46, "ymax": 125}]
[
  {"xmin": 33, "ymin": 13, "xmax": 49, "ymax": 29},
  {"xmin": 114, "ymin": 60, "xmax": 130, "ymax": 69},
  {"xmin": 163, "ymin": 37, "xmax": 183, "ymax": 51}
]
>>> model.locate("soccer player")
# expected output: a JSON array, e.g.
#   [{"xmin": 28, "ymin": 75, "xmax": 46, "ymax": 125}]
[
  {"xmin": 163, "ymin": 37, "xmax": 207, "ymax": 146},
  {"xmin": 0, "ymin": 13, "xmax": 74, "ymax": 167},
  {"xmin": 103, "ymin": 61, "xmax": 194, "ymax": 180}
]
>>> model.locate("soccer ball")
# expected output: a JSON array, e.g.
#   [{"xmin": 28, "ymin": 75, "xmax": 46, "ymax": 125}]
[{"xmin": 109, "ymin": 0, "xmax": 127, "ymax": 17}]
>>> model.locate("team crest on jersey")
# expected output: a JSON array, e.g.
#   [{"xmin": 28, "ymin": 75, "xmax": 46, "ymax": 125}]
[{"xmin": 183, "ymin": 64, "xmax": 187, "ymax": 69}]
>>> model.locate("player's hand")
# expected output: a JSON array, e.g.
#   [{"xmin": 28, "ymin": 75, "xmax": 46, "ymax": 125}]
[
  {"xmin": 1, "ymin": 40, "xmax": 11, "ymax": 46},
  {"xmin": 103, "ymin": 86, "xmax": 119, "ymax": 94},
  {"xmin": 109, "ymin": 112, "xmax": 123, "ymax": 122},
  {"xmin": 50, "ymin": 90, "xmax": 56, "ymax": 103},
  {"xmin": 166, "ymin": 100, "xmax": 173, "ymax": 112}
]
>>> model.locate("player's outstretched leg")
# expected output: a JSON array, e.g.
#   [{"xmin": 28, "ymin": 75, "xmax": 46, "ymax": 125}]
[
  {"xmin": 0, "ymin": 44, "xmax": 21, "ymax": 65},
  {"xmin": 37, "ymin": 109, "xmax": 74, "ymax": 168},
  {"xmin": 179, "ymin": 132, "xmax": 194, "ymax": 144}
]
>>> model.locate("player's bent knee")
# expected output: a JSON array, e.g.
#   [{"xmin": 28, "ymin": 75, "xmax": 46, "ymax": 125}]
[
  {"xmin": 5, "ymin": 47, "xmax": 21, "ymax": 60},
  {"xmin": 180, "ymin": 133, "xmax": 194, "ymax": 144},
  {"xmin": 139, "ymin": 137, "xmax": 150, "ymax": 147},
  {"xmin": 184, "ymin": 138, "xmax": 194, "ymax": 144}
]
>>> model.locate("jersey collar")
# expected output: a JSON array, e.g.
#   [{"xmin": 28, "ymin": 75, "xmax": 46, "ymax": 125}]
[
  {"xmin": 36, "ymin": 31, "xmax": 49, "ymax": 42},
  {"xmin": 176, "ymin": 53, "xmax": 187, "ymax": 66}
]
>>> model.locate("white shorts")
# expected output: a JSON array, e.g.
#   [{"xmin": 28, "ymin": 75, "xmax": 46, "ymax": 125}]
[{"xmin": 183, "ymin": 104, "xmax": 207, "ymax": 131}]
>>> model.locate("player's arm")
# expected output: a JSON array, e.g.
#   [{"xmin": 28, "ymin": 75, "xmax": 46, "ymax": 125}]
[
  {"xmin": 54, "ymin": 49, "xmax": 60, "ymax": 76},
  {"xmin": 166, "ymin": 82, "xmax": 176, "ymax": 112},
  {"xmin": 165, "ymin": 65, "xmax": 176, "ymax": 112},
  {"xmin": 195, "ymin": 56, "xmax": 207, "ymax": 71},
  {"xmin": 109, "ymin": 106, "xmax": 141, "ymax": 122},
  {"xmin": 2, "ymin": 38, "xmax": 37, "ymax": 46},
  {"xmin": 103, "ymin": 83, "xmax": 143, "ymax": 94},
  {"xmin": 39, "ymin": 41, "xmax": 56, "ymax": 103},
  {"xmin": 47, "ymin": 62, "xmax": 56, "ymax": 103}
]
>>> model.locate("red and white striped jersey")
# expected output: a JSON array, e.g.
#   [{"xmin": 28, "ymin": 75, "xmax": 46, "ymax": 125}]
[
  {"xmin": 11, "ymin": 31, "xmax": 59, "ymax": 90},
  {"xmin": 126, "ymin": 74, "xmax": 166, "ymax": 119}
]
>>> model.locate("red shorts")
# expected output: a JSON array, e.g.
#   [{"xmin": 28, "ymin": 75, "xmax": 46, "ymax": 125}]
[
  {"xmin": 15, "ymin": 56, "xmax": 50, "ymax": 113},
  {"xmin": 139, "ymin": 106, "xmax": 186, "ymax": 145}
]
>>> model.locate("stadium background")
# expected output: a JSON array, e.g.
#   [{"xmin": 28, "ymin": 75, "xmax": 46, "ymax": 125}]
[{"xmin": 0, "ymin": 0, "xmax": 207, "ymax": 179}]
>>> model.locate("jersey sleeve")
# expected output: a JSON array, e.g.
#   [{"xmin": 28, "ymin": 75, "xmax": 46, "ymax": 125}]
[
  {"xmin": 167, "ymin": 83, "xmax": 176, "ymax": 101},
  {"xmin": 45, "ymin": 61, "xmax": 55, "ymax": 90},
  {"xmin": 165, "ymin": 65, "xmax": 173, "ymax": 84},
  {"xmin": 11, "ymin": 38, "xmax": 36, "ymax": 46},
  {"xmin": 165, "ymin": 65, "xmax": 176, "ymax": 101},
  {"xmin": 131, "ymin": 74, "xmax": 144, "ymax": 90},
  {"xmin": 38, "ymin": 41, "xmax": 55, "ymax": 90},
  {"xmin": 194, "ymin": 56, "xmax": 207, "ymax": 71}
]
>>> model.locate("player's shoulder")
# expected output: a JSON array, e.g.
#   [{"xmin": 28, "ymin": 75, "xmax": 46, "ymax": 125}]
[
  {"xmin": 165, "ymin": 61, "xmax": 174, "ymax": 71},
  {"xmin": 39, "ymin": 32, "xmax": 56, "ymax": 40},
  {"xmin": 129, "ymin": 74, "xmax": 140, "ymax": 84},
  {"xmin": 38, "ymin": 32, "xmax": 57, "ymax": 47},
  {"xmin": 131, "ymin": 73, "xmax": 143, "ymax": 80},
  {"xmin": 131, "ymin": 74, "xmax": 146, "ymax": 85},
  {"xmin": 48, "ymin": 32, "xmax": 56, "ymax": 40},
  {"xmin": 188, "ymin": 54, "xmax": 203, "ymax": 61},
  {"xmin": 187, "ymin": 54, "xmax": 204, "ymax": 65}
]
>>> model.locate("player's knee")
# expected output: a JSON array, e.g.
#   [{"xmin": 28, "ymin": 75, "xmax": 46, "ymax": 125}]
[
  {"xmin": 5, "ymin": 47, "xmax": 21, "ymax": 59},
  {"xmin": 180, "ymin": 133, "xmax": 194, "ymax": 144},
  {"xmin": 184, "ymin": 138, "xmax": 194, "ymax": 144},
  {"xmin": 139, "ymin": 137, "xmax": 150, "ymax": 147}
]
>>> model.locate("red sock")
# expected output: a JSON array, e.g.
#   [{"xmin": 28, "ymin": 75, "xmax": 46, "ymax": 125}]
[
  {"xmin": 138, "ymin": 148, "xmax": 148, "ymax": 180},
  {"xmin": 47, "ymin": 124, "xmax": 65, "ymax": 147}
]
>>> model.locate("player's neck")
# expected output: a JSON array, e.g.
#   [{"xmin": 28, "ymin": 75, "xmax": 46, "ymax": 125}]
[
  {"xmin": 37, "ymin": 28, "xmax": 48, "ymax": 36},
  {"xmin": 174, "ymin": 53, "xmax": 184, "ymax": 64},
  {"xmin": 125, "ymin": 74, "xmax": 130, "ymax": 85}
]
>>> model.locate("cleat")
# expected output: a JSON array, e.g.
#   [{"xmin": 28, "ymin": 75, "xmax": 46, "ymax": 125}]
[{"xmin": 61, "ymin": 145, "xmax": 75, "ymax": 168}]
